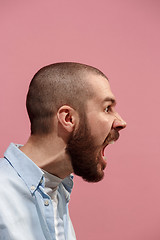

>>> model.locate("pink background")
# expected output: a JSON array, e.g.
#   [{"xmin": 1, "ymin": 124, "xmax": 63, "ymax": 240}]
[{"xmin": 0, "ymin": 1, "xmax": 160, "ymax": 239}]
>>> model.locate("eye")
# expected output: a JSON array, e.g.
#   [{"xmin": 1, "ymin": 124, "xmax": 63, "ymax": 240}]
[{"xmin": 104, "ymin": 106, "xmax": 111, "ymax": 113}]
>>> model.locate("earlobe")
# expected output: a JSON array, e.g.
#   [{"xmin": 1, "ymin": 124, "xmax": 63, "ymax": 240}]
[{"xmin": 57, "ymin": 106, "xmax": 77, "ymax": 133}]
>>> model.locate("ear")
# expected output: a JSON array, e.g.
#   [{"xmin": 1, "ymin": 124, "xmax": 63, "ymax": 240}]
[{"xmin": 57, "ymin": 105, "xmax": 79, "ymax": 133}]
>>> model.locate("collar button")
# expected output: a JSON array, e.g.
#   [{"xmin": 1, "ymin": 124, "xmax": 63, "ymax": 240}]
[{"xmin": 30, "ymin": 185, "xmax": 36, "ymax": 191}]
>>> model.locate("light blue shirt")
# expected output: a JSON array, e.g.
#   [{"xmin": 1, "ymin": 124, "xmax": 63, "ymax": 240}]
[{"xmin": 0, "ymin": 143, "xmax": 76, "ymax": 240}]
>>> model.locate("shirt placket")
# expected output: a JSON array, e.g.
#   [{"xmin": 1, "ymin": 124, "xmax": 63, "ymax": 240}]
[{"xmin": 34, "ymin": 182, "xmax": 57, "ymax": 240}]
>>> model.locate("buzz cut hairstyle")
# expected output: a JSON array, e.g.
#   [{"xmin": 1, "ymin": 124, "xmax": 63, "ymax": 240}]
[{"xmin": 26, "ymin": 62, "xmax": 108, "ymax": 135}]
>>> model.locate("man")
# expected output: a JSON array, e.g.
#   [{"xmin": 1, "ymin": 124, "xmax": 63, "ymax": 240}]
[{"xmin": 0, "ymin": 62, "xmax": 126, "ymax": 240}]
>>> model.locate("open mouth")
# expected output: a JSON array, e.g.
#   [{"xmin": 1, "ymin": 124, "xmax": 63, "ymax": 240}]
[
  {"xmin": 97, "ymin": 130, "xmax": 120, "ymax": 171},
  {"xmin": 100, "ymin": 131, "xmax": 120, "ymax": 162}
]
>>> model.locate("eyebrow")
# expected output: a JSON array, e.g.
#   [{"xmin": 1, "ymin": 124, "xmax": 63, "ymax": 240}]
[{"xmin": 103, "ymin": 97, "xmax": 116, "ymax": 105}]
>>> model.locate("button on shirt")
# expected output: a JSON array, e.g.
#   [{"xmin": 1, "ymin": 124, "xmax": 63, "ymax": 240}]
[
  {"xmin": 43, "ymin": 170, "xmax": 76, "ymax": 240},
  {"xmin": 0, "ymin": 143, "xmax": 76, "ymax": 240}
]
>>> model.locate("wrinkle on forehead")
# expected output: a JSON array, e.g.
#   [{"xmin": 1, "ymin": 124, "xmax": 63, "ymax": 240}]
[{"xmin": 86, "ymin": 74, "xmax": 115, "ymax": 103}]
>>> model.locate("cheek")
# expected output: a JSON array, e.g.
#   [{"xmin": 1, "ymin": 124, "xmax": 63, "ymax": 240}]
[
  {"xmin": 98, "ymin": 119, "xmax": 111, "ymax": 136},
  {"xmin": 89, "ymin": 116, "xmax": 112, "ymax": 141}
]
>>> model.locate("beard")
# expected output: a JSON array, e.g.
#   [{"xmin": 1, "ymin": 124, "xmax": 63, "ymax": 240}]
[{"xmin": 66, "ymin": 114, "xmax": 107, "ymax": 183}]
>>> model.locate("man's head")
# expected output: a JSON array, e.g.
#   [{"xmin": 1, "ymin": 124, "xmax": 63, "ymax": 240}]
[
  {"xmin": 26, "ymin": 62, "xmax": 106, "ymax": 135},
  {"xmin": 26, "ymin": 62, "xmax": 126, "ymax": 182}
]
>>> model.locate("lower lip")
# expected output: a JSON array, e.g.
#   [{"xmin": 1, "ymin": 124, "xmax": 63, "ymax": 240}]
[
  {"xmin": 102, "ymin": 145, "xmax": 107, "ymax": 158},
  {"xmin": 101, "ymin": 149, "xmax": 107, "ymax": 164}
]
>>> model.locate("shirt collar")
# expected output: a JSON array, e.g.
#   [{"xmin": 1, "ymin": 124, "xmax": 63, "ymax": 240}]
[
  {"xmin": 4, "ymin": 143, "xmax": 44, "ymax": 194},
  {"xmin": 61, "ymin": 175, "xmax": 74, "ymax": 202},
  {"xmin": 43, "ymin": 169, "xmax": 63, "ymax": 190},
  {"xmin": 62, "ymin": 175, "xmax": 74, "ymax": 194}
]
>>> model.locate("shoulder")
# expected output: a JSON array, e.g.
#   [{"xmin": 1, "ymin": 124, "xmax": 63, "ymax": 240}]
[
  {"xmin": 0, "ymin": 157, "xmax": 18, "ymax": 180},
  {"xmin": 0, "ymin": 157, "xmax": 30, "ymax": 199},
  {"xmin": 0, "ymin": 157, "xmax": 8, "ymax": 169},
  {"xmin": 0, "ymin": 158, "xmax": 35, "ymax": 226},
  {"xmin": 0, "ymin": 157, "xmax": 15, "ymax": 181}
]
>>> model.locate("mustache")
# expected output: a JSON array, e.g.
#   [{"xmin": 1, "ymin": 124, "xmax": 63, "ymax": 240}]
[{"xmin": 104, "ymin": 130, "xmax": 119, "ymax": 145}]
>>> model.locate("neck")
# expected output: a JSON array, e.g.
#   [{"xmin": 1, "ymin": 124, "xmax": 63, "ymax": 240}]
[{"xmin": 20, "ymin": 134, "xmax": 73, "ymax": 179}]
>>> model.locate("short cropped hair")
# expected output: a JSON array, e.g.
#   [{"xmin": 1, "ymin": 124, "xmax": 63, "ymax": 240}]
[{"xmin": 26, "ymin": 62, "xmax": 107, "ymax": 135}]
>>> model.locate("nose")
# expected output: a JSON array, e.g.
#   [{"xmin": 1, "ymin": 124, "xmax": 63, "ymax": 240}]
[{"xmin": 112, "ymin": 113, "xmax": 127, "ymax": 131}]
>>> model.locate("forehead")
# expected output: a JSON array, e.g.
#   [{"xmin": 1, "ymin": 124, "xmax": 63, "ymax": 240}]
[{"xmin": 86, "ymin": 74, "xmax": 116, "ymax": 103}]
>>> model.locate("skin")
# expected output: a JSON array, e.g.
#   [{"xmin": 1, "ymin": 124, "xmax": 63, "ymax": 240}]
[
  {"xmin": 83, "ymin": 74, "xmax": 126, "ymax": 179},
  {"xmin": 86, "ymin": 74, "xmax": 126, "ymax": 146},
  {"xmin": 20, "ymin": 73, "xmax": 126, "ymax": 181}
]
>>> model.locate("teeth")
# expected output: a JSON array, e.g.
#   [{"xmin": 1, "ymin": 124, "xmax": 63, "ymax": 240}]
[
  {"xmin": 109, "ymin": 140, "xmax": 115, "ymax": 144},
  {"xmin": 103, "ymin": 156, "xmax": 107, "ymax": 160},
  {"xmin": 103, "ymin": 156, "xmax": 107, "ymax": 162}
]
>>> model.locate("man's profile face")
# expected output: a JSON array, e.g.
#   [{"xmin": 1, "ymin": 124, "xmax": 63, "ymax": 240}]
[{"xmin": 66, "ymin": 74, "xmax": 126, "ymax": 182}]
